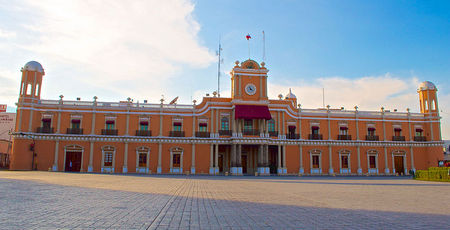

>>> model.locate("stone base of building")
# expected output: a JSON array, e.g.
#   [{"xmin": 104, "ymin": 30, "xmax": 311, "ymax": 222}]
[
  {"xmin": 257, "ymin": 167, "xmax": 270, "ymax": 175},
  {"xmin": 299, "ymin": 167, "xmax": 304, "ymax": 174},
  {"xmin": 122, "ymin": 166, "xmax": 128, "ymax": 173},
  {"xmin": 190, "ymin": 167, "xmax": 196, "ymax": 174},
  {"xmin": 230, "ymin": 167, "xmax": 243, "ymax": 175},
  {"xmin": 157, "ymin": 167, "xmax": 162, "ymax": 174},
  {"xmin": 170, "ymin": 167, "xmax": 183, "ymax": 174},
  {"xmin": 277, "ymin": 167, "xmax": 287, "ymax": 175}
]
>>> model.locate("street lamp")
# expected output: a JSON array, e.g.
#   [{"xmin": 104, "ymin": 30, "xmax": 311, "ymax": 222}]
[{"xmin": 19, "ymin": 132, "xmax": 36, "ymax": 170}]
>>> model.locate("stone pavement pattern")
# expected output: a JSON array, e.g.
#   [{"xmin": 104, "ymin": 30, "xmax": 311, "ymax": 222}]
[{"xmin": 0, "ymin": 172, "xmax": 449, "ymax": 229}]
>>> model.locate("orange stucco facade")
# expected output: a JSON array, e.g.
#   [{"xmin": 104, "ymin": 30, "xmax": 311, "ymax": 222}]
[{"xmin": 10, "ymin": 60, "xmax": 443, "ymax": 175}]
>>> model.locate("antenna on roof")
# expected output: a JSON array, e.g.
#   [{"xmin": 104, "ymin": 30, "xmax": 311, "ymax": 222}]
[{"xmin": 216, "ymin": 37, "xmax": 223, "ymax": 97}]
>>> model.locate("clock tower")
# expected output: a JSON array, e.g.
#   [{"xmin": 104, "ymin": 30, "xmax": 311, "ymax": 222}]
[{"xmin": 230, "ymin": 59, "xmax": 269, "ymax": 103}]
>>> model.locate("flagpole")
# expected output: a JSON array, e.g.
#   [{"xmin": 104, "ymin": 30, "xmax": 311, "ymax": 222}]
[{"xmin": 248, "ymin": 39, "xmax": 250, "ymax": 59}]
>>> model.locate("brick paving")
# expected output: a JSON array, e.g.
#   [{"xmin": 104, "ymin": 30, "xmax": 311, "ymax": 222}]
[{"xmin": 0, "ymin": 172, "xmax": 449, "ymax": 229}]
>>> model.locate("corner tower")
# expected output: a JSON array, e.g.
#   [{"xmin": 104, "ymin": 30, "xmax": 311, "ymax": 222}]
[
  {"xmin": 19, "ymin": 61, "xmax": 45, "ymax": 103},
  {"xmin": 417, "ymin": 81, "xmax": 438, "ymax": 115},
  {"xmin": 230, "ymin": 59, "xmax": 268, "ymax": 102}
]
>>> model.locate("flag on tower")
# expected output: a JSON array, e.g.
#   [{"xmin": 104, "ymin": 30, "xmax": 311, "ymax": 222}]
[{"xmin": 246, "ymin": 34, "xmax": 251, "ymax": 40}]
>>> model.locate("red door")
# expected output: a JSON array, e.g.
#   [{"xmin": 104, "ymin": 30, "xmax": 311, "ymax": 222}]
[{"xmin": 65, "ymin": 152, "xmax": 82, "ymax": 172}]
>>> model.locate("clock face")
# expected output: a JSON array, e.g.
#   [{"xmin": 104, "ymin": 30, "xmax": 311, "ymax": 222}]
[{"xmin": 245, "ymin": 84, "xmax": 257, "ymax": 95}]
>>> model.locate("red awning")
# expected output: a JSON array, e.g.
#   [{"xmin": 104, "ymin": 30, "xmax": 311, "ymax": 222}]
[
  {"xmin": 71, "ymin": 119, "xmax": 81, "ymax": 123},
  {"xmin": 140, "ymin": 121, "xmax": 148, "ymax": 125},
  {"xmin": 199, "ymin": 123, "xmax": 207, "ymax": 127},
  {"xmin": 394, "ymin": 128, "xmax": 402, "ymax": 131},
  {"xmin": 106, "ymin": 120, "xmax": 115, "ymax": 124},
  {"xmin": 288, "ymin": 125, "xmax": 296, "ymax": 131},
  {"xmin": 173, "ymin": 122, "xmax": 182, "ymax": 126},
  {"xmin": 416, "ymin": 128, "xmax": 423, "ymax": 132},
  {"xmin": 234, "ymin": 105, "xmax": 272, "ymax": 120},
  {"xmin": 340, "ymin": 126, "xmax": 348, "ymax": 130},
  {"xmin": 42, "ymin": 118, "xmax": 51, "ymax": 122},
  {"xmin": 368, "ymin": 127, "xmax": 376, "ymax": 131},
  {"xmin": 311, "ymin": 126, "xmax": 319, "ymax": 130}
]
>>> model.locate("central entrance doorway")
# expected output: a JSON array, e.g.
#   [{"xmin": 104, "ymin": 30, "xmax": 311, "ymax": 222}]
[
  {"xmin": 268, "ymin": 145, "xmax": 278, "ymax": 174},
  {"xmin": 65, "ymin": 151, "xmax": 82, "ymax": 172}
]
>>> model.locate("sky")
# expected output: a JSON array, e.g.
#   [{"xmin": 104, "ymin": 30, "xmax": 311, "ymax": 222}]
[{"xmin": 0, "ymin": 0, "xmax": 449, "ymax": 138}]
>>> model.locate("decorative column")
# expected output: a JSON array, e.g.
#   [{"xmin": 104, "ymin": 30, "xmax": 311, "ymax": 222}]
[
  {"xmin": 231, "ymin": 144, "xmax": 237, "ymax": 174},
  {"xmin": 328, "ymin": 145, "xmax": 334, "ymax": 174},
  {"xmin": 209, "ymin": 144, "xmax": 214, "ymax": 174},
  {"xmin": 236, "ymin": 144, "xmax": 242, "ymax": 175},
  {"xmin": 264, "ymin": 144, "xmax": 269, "ymax": 174},
  {"xmin": 123, "ymin": 142, "xmax": 128, "ymax": 173},
  {"xmin": 215, "ymin": 144, "xmax": 219, "ymax": 174},
  {"xmin": 357, "ymin": 146, "xmax": 362, "ymax": 175},
  {"xmin": 157, "ymin": 143, "xmax": 162, "ymax": 173},
  {"xmin": 282, "ymin": 145, "xmax": 287, "ymax": 174},
  {"xmin": 191, "ymin": 144, "xmax": 196, "ymax": 174},
  {"xmin": 88, "ymin": 141, "xmax": 94, "ymax": 172},
  {"xmin": 277, "ymin": 145, "xmax": 282, "ymax": 174},
  {"xmin": 410, "ymin": 146, "xmax": 415, "ymax": 173},
  {"xmin": 91, "ymin": 96, "xmax": 97, "ymax": 135},
  {"xmin": 384, "ymin": 146, "xmax": 389, "ymax": 174},
  {"xmin": 52, "ymin": 140, "xmax": 59, "ymax": 171},
  {"xmin": 299, "ymin": 144, "xmax": 304, "ymax": 174},
  {"xmin": 258, "ymin": 144, "xmax": 264, "ymax": 174}
]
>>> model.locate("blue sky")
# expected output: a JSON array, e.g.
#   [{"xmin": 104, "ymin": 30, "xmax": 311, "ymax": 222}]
[{"xmin": 0, "ymin": 0, "xmax": 449, "ymax": 138}]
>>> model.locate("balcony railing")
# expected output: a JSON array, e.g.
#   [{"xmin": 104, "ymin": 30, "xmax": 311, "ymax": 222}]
[
  {"xmin": 338, "ymin": 135, "xmax": 352, "ymax": 140},
  {"xmin": 365, "ymin": 135, "xmax": 379, "ymax": 141},
  {"xmin": 195, "ymin": 131, "xmax": 210, "ymax": 138},
  {"xmin": 309, "ymin": 134, "xmax": 323, "ymax": 140},
  {"xmin": 169, "ymin": 131, "xmax": 185, "ymax": 137},
  {"xmin": 287, "ymin": 133, "xmax": 300, "ymax": 139},
  {"xmin": 268, "ymin": 131, "xmax": 278, "ymax": 137},
  {"xmin": 414, "ymin": 136, "xmax": 427, "ymax": 142},
  {"xmin": 219, "ymin": 130, "xmax": 232, "ymax": 136},
  {"xmin": 243, "ymin": 129, "xmax": 259, "ymax": 136},
  {"xmin": 101, "ymin": 129, "xmax": 118, "ymax": 136},
  {"xmin": 67, "ymin": 128, "xmax": 83, "ymax": 135},
  {"xmin": 392, "ymin": 136, "xmax": 406, "ymax": 141},
  {"xmin": 36, "ymin": 127, "xmax": 54, "ymax": 133},
  {"xmin": 136, "ymin": 130, "xmax": 152, "ymax": 136}
]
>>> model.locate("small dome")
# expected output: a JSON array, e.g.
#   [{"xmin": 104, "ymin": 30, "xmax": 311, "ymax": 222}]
[
  {"xmin": 285, "ymin": 88, "xmax": 296, "ymax": 99},
  {"xmin": 418, "ymin": 81, "xmax": 436, "ymax": 91},
  {"xmin": 23, "ymin": 61, "xmax": 44, "ymax": 73}
]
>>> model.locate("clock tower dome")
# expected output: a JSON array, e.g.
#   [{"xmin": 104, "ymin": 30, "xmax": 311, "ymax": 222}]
[{"xmin": 230, "ymin": 59, "xmax": 269, "ymax": 103}]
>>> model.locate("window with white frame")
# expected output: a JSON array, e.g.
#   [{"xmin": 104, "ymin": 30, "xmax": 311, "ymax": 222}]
[{"xmin": 102, "ymin": 146, "xmax": 115, "ymax": 167}]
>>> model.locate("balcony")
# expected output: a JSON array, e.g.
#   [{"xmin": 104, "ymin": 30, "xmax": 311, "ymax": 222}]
[
  {"xmin": 135, "ymin": 130, "xmax": 152, "ymax": 136},
  {"xmin": 365, "ymin": 135, "xmax": 379, "ymax": 141},
  {"xmin": 243, "ymin": 129, "xmax": 259, "ymax": 136},
  {"xmin": 195, "ymin": 131, "xmax": 210, "ymax": 138},
  {"xmin": 169, "ymin": 131, "xmax": 185, "ymax": 137},
  {"xmin": 268, "ymin": 131, "xmax": 278, "ymax": 137},
  {"xmin": 101, "ymin": 129, "xmax": 118, "ymax": 136},
  {"xmin": 414, "ymin": 136, "xmax": 427, "ymax": 142},
  {"xmin": 36, "ymin": 127, "xmax": 54, "ymax": 133},
  {"xmin": 338, "ymin": 135, "xmax": 352, "ymax": 140},
  {"xmin": 392, "ymin": 136, "xmax": 406, "ymax": 141},
  {"xmin": 219, "ymin": 130, "xmax": 232, "ymax": 136},
  {"xmin": 287, "ymin": 133, "xmax": 300, "ymax": 139},
  {"xmin": 308, "ymin": 134, "xmax": 323, "ymax": 140},
  {"xmin": 67, "ymin": 128, "xmax": 83, "ymax": 135}
]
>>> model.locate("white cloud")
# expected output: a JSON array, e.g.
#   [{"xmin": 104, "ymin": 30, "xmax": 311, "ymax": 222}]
[
  {"xmin": 269, "ymin": 74, "xmax": 450, "ymax": 139},
  {"xmin": 0, "ymin": 28, "xmax": 16, "ymax": 38},
  {"xmin": 1, "ymin": 0, "xmax": 215, "ymax": 102}
]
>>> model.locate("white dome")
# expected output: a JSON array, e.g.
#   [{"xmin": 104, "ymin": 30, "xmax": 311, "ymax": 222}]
[
  {"xmin": 285, "ymin": 88, "xmax": 296, "ymax": 99},
  {"xmin": 23, "ymin": 61, "xmax": 44, "ymax": 73},
  {"xmin": 418, "ymin": 81, "xmax": 436, "ymax": 91}
]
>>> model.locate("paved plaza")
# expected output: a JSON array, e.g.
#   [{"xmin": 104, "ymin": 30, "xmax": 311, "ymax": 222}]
[{"xmin": 0, "ymin": 172, "xmax": 449, "ymax": 229}]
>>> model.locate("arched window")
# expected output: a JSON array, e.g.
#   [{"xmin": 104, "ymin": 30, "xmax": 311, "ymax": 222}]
[
  {"xmin": 431, "ymin": 99, "xmax": 436, "ymax": 110},
  {"xmin": 35, "ymin": 84, "xmax": 40, "ymax": 96},
  {"xmin": 425, "ymin": 100, "xmax": 428, "ymax": 110},
  {"xmin": 26, "ymin": 83, "xmax": 32, "ymax": 95}
]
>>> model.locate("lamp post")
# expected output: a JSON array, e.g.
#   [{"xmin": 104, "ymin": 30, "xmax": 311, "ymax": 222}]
[{"xmin": 19, "ymin": 132, "xmax": 36, "ymax": 170}]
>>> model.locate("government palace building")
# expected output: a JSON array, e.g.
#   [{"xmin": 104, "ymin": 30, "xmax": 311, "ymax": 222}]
[{"xmin": 10, "ymin": 60, "xmax": 444, "ymax": 175}]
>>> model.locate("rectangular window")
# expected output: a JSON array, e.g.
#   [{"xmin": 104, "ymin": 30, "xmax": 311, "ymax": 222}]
[
  {"xmin": 104, "ymin": 152, "xmax": 113, "ymax": 167},
  {"xmin": 368, "ymin": 127, "xmax": 375, "ymax": 136},
  {"xmin": 106, "ymin": 120, "xmax": 115, "ymax": 130},
  {"xmin": 268, "ymin": 120, "xmax": 275, "ymax": 132},
  {"xmin": 173, "ymin": 122, "xmax": 182, "ymax": 131},
  {"xmin": 415, "ymin": 128, "xmax": 423, "ymax": 136},
  {"xmin": 244, "ymin": 120, "xmax": 253, "ymax": 131},
  {"xmin": 199, "ymin": 123, "xmax": 207, "ymax": 132},
  {"xmin": 339, "ymin": 127, "xmax": 348, "ymax": 135},
  {"xmin": 394, "ymin": 128, "xmax": 402, "ymax": 136},
  {"xmin": 341, "ymin": 155, "xmax": 349, "ymax": 168},
  {"xmin": 369, "ymin": 155, "xmax": 376, "ymax": 168},
  {"xmin": 140, "ymin": 121, "xmax": 149, "ymax": 131},
  {"xmin": 173, "ymin": 153, "xmax": 181, "ymax": 167},
  {"xmin": 42, "ymin": 118, "xmax": 51, "ymax": 129},
  {"xmin": 138, "ymin": 153, "xmax": 147, "ymax": 167},
  {"xmin": 221, "ymin": 118, "xmax": 229, "ymax": 130},
  {"xmin": 71, "ymin": 119, "xmax": 80, "ymax": 129},
  {"xmin": 288, "ymin": 125, "xmax": 296, "ymax": 134},
  {"xmin": 312, "ymin": 126, "xmax": 319, "ymax": 135},
  {"xmin": 312, "ymin": 155, "xmax": 320, "ymax": 168}
]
